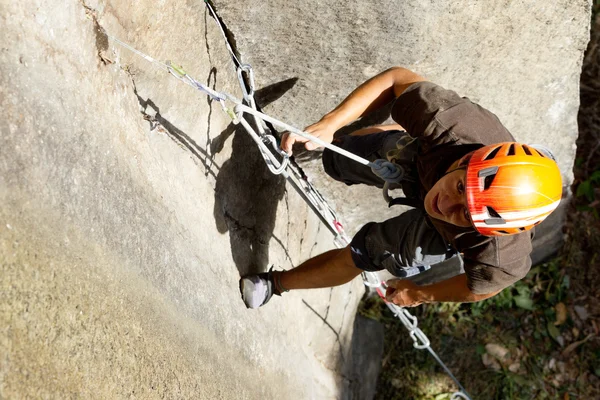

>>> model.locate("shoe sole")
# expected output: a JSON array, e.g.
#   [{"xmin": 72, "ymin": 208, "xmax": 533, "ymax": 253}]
[{"xmin": 239, "ymin": 277, "xmax": 260, "ymax": 309}]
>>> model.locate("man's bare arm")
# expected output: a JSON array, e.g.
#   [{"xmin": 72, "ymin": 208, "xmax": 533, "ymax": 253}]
[
  {"xmin": 316, "ymin": 67, "xmax": 426, "ymax": 132},
  {"xmin": 281, "ymin": 67, "xmax": 425, "ymax": 154},
  {"xmin": 386, "ymin": 274, "xmax": 500, "ymax": 306}
]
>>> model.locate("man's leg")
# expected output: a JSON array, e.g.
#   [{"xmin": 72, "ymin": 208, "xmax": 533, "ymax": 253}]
[
  {"xmin": 348, "ymin": 123, "xmax": 404, "ymax": 137},
  {"xmin": 240, "ymin": 247, "xmax": 363, "ymax": 309},
  {"xmin": 240, "ymin": 125, "xmax": 404, "ymax": 308},
  {"xmin": 276, "ymin": 247, "xmax": 362, "ymax": 291},
  {"xmin": 322, "ymin": 126, "xmax": 408, "ymax": 188}
]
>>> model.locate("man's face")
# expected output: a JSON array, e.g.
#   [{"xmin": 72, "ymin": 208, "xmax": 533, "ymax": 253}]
[{"xmin": 424, "ymin": 168, "xmax": 472, "ymax": 227}]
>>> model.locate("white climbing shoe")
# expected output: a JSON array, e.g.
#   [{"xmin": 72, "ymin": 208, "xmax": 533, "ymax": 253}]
[{"xmin": 239, "ymin": 270, "xmax": 277, "ymax": 309}]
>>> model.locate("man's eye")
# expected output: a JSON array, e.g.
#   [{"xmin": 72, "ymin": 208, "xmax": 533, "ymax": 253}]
[{"xmin": 457, "ymin": 180, "xmax": 465, "ymax": 194}]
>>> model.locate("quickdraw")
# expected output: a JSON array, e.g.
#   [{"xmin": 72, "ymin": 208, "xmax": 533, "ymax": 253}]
[{"xmin": 105, "ymin": 1, "xmax": 472, "ymax": 397}]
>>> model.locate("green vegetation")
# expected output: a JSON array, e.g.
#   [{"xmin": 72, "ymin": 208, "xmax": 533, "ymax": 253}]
[
  {"xmin": 361, "ymin": 250, "xmax": 598, "ymax": 399},
  {"xmin": 363, "ymin": 12, "xmax": 600, "ymax": 399}
]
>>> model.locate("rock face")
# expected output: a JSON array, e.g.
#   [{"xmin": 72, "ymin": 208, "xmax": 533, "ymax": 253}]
[
  {"xmin": 0, "ymin": 0, "xmax": 592, "ymax": 398},
  {"xmin": 0, "ymin": 0, "xmax": 363, "ymax": 397},
  {"xmin": 216, "ymin": 0, "xmax": 591, "ymax": 260}
]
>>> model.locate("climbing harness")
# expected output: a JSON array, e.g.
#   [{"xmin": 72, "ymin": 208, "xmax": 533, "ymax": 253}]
[{"xmin": 105, "ymin": 1, "xmax": 471, "ymax": 397}]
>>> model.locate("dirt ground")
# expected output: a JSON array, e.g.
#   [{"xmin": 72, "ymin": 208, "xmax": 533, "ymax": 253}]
[{"xmin": 364, "ymin": 10, "xmax": 600, "ymax": 400}]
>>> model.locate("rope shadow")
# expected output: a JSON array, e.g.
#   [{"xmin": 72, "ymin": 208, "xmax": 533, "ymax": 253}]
[{"xmin": 134, "ymin": 90, "xmax": 221, "ymax": 180}]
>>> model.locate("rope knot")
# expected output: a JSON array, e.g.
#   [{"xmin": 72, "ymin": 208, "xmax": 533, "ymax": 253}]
[{"xmin": 371, "ymin": 159, "xmax": 404, "ymax": 183}]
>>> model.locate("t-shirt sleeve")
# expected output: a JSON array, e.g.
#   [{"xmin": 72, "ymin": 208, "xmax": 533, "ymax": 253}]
[
  {"xmin": 391, "ymin": 81, "xmax": 515, "ymax": 150},
  {"xmin": 464, "ymin": 258, "xmax": 531, "ymax": 294},
  {"xmin": 391, "ymin": 81, "xmax": 466, "ymax": 137},
  {"xmin": 462, "ymin": 233, "xmax": 533, "ymax": 294}
]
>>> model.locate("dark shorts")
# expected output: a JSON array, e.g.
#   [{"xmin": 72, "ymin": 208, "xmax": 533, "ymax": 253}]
[{"xmin": 322, "ymin": 130, "xmax": 464, "ymax": 285}]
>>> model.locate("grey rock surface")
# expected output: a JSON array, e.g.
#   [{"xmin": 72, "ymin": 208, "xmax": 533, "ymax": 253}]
[
  {"xmin": 1, "ymin": 0, "xmax": 364, "ymax": 397},
  {"xmin": 2, "ymin": 0, "xmax": 592, "ymax": 397},
  {"xmin": 216, "ymin": 0, "xmax": 591, "ymax": 257}
]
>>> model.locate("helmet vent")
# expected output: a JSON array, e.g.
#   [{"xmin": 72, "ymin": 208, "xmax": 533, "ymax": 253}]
[
  {"xmin": 523, "ymin": 145, "xmax": 532, "ymax": 155},
  {"xmin": 508, "ymin": 144, "xmax": 516, "ymax": 156},
  {"xmin": 484, "ymin": 174, "xmax": 495, "ymax": 190},
  {"xmin": 487, "ymin": 206, "xmax": 502, "ymax": 219},
  {"xmin": 478, "ymin": 166, "xmax": 499, "ymax": 191},
  {"xmin": 484, "ymin": 207, "xmax": 506, "ymax": 226},
  {"xmin": 534, "ymin": 149, "xmax": 546, "ymax": 158},
  {"xmin": 484, "ymin": 146, "xmax": 502, "ymax": 161},
  {"xmin": 496, "ymin": 230, "xmax": 509, "ymax": 235}
]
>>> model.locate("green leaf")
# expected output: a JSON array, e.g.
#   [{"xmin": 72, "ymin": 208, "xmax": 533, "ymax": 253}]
[
  {"xmin": 576, "ymin": 180, "xmax": 594, "ymax": 202},
  {"xmin": 547, "ymin": 320, "xmax": 560, "ymax": 341},
  {"xmin": 561, "ymin": 275, "xmax": 570, "ymax": 289},
  {"xmin": 544, "ymin": 305, "xmax": 555, "ymax": 317},
  {"xmin": 476, "ymin": 344, "xmax": 486, "ymax": 355},
  {"xmin": 514, "ymin": 294, "xmax": 535, "ymax": 310},
  {"xmin": 510, "ymin": 373, "xmax": 530, "ymax": 387},
  {"xmin": 515, "ymin": 283, "xmax": 530, "ymax": 296},
  {"xmin": 590, "ymin": 170, "xmax": 600, "ymax": 183}
]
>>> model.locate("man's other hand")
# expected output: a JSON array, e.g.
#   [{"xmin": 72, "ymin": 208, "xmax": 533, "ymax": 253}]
[
  {"xmin": 385, "ymin": 279, "xmax": 424, "ymax": 307},
  {"xmin": 280, "ymin": 119, "xmax": 336, "ymax": 155}
]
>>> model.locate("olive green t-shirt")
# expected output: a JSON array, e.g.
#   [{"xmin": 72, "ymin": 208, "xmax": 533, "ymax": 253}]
[{"xmin": 391, "ymin": 81, "xmax": 533, "ymax": 294}]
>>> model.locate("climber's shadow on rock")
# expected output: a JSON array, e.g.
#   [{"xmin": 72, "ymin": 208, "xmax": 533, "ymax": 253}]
[{"xmin": 212, "ymin": 77, "xmax": 298, "ymax": 277}]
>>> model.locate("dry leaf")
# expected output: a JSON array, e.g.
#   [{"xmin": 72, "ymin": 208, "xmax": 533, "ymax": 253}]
[
  {"xmin": 485, "ymin": 343, "xmax": 510, "ymax": 363},
  {"xmin": 555, "ymin": 303, "xmax": 568, "ymax": 326},
  {"xmin": 574, "ymin": 305, "xmax": 589, "ymax": 321},
  {"xmin": 391, "ymin": 378, "xmax": 403, "ymax": 388},
  {"xmin": 482, "ymin": 353, "xmax": 501, "ymax": 371},
  {"xmin": 508, "ymin": 362, "xmax": 521, "ymax": 373},
  {"xmin": 562, "ymin": 334, "xmax": 594, "ymax": 357}
]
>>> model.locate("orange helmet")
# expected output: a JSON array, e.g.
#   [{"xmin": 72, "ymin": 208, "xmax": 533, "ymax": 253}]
[{"xmin": 459, "ymin": 142, "xmax": 563, "ymax": 236}]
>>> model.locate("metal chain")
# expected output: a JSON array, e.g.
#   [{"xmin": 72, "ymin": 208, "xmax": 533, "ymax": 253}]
[
  {"xmin": 362, "ymin": 272, "xmax": 471, "ymax": 399},
  {"xmin": 108, "ymin": 5, "xmax": 473, "ymax": 397},
  {"xmin": 200, "ymin": 5, "xmax": 473, "ymax": 395}
]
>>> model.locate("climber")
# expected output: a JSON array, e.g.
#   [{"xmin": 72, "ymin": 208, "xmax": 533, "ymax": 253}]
[{"xmin": 239, "ymin": 67, "xmax": 563, "ymax": 309}]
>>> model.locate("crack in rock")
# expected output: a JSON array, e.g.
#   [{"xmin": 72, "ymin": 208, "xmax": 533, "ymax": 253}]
[{"xmin": 79, "ymin": 1, "xmax": 112, "ymax": 65}]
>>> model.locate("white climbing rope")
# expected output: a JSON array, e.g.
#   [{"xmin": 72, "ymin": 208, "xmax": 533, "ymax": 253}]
[
  {"xmin": 108, "ymin": 33, "xmax": 402, "ymax": 183},
  {"xmin": 106, "ymin": 4, "xmax": 471, "ymax": 397},
  {"xmin": 197, "ymin": 6, "xmax": 471, "ymax": 395}
]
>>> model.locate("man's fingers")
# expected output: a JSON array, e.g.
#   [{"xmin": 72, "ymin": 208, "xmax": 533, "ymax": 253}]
[
  {"xmin": 386, "ymin": 279, "xmax": 401, "ymax": 288},
  {"xmin": 280, "ymin": 132, "xmax": 300, "ymax": 155},
  {"xmin": 385, "ymin": 287, "xmax": 397, "ymax": 302},
  {"xmin": 281, "ymin": 130, "xmax": 319, "ymax": 154},
  {"xmin": 305, "ymin": 141, "xmax": 318, "ymax": 151}
]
